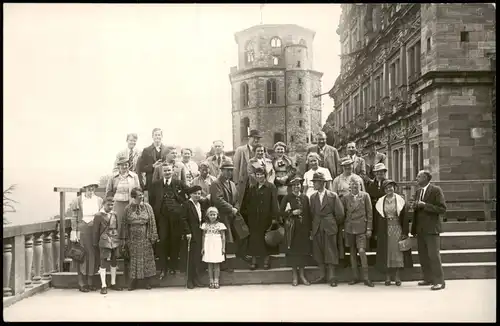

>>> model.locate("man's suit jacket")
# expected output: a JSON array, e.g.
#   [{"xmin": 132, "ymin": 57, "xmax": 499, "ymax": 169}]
[
  {"xmin": 149, "ymin": 178, "xmax": 189, "ymax": 219},
  {"xmin": 341, "ymin": 191, "xmax": 372, "ymax": 234},
  {"xmin": 138, "ymin": 144, "xmax": 169, "ymax": 190},
  {"xmin": 309, "ymin": 190, "xmax": 345, "ymax": 236},
  {"xmin": 206, "ymin": 154, "xmax": 230, "ymax": 177},
  {"xmin": 411, "ymin": 184, "xmax": 447, "ymax": 236},
  {"xmin": 113, "ymin": 148, "xmax": 141, "ymax": 175},
  {"xmin": 181, "ymin": 199, "xmax": 210, "ymax": 243},
  {"xmin": 306, "ymin": 144, "xmax": 341, "ymax": 179},
  {"xmin": 210, "ymin": 177, "xmax": 239, "ymax": 243},
  {"xmin": 233, "ymin": 144, "xmax": 253, "ymax": 205},
  {"xmin": 349, "ymin": 155, "xmax": 366, "ymax": 177}
]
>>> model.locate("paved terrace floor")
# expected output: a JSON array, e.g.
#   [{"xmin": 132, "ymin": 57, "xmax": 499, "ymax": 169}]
[{"xmin": 3, "ymin": 280, "xmax": 496, "ymax": 322}]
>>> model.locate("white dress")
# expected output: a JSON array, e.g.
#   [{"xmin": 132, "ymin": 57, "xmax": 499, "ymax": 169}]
[{"xmin": 201, "ymin": 222, "xmax": 227, "ymax": 263}]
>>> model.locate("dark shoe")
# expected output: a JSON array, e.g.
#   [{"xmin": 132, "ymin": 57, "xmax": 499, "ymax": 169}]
[
  {"xmin": 159, "ymin": 271, "xmax": 166, "ymax": 280},
  {"xmin": 263, "ymin": 263, "xmax": 270, "ymax": 270},
  {"xmin": 418, "ymin": 281, "xmax": 433, "ymax": 286},
  {"xmin": 364, "ymin": 280, "xmax": 375, "ymax": 287},
  {"xmin": 79, "ymin": 286, "xmax": 89, "ymax": 293},
  {"xmin": 88, "ymin": 286, "xmax": 97, "ymax": 292},
  {"xmin": 385, "ymin": 281, "xmax": 391, "ymax": 286},
  {"xmin": 187, "ymin": 282, "xmax": 195, "ymax": 289},
  {"xmin": 329, "ymin": 280, "xmax": 338, "ymax": 287},
  {"xmin": 193, "ymin": 279, "xmax": 205, "ymax": 288},
  {"xmin": 249, "ymin": 264, "xmax": 257, "ymax": 270},
  {"xmin": 209, "ymin": 283, "xmax": 214, "ymax": 289},
  {"xmin": 110, "ymin": 284, "xmax": 123, "ymax": 291},
  {"xmin": 292, "ymin": 269, "xmax": 299, "ymax": 286},
  {"xmin": 100, "ymin": 287, "xmax": 108, "ymax": 295},
  {"xmin": 431, "ymin": 283, "xmax": 445, "ymax": 291},
  {"xmin": 395, "ymin": 281, "xmax": 402, "ymax": 287},
  {"xmin": 312, "ymin": 276, "xmax": 326, "ymax": 284},
  {"xmin": 214, "ymin": 282, "xmax": 220, "ymax": 289},
  {"xmin": 169, "ymin": 269, "xmax": 176, "ymax": 275},
  {"xmin": 145, "ymin": 283, "xmax": 152, "ymax": 290},
  {"xmin": 263, "ymin": 257, "xmax": 270, "ymax": 270},
  {"xmin": 348, "ymin": 280, "xmax": 360, "ymax": 285},
  {"xmin": 128, "ymin": 280, "xmax": 136, "ymax": 291}
]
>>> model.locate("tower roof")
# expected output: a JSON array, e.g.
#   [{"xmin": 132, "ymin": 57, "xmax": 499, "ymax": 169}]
[{"xmin": 234, "ymin": 24, "xmax": 316, "ymax": 44}]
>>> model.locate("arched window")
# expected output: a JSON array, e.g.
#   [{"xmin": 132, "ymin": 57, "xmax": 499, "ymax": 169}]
[
  {"xmin": 272, "ymin": 56, "xmax": 279, "ymax": 66},
  {"xmin": 240, "ymin": 82, "xmax": 249, "ymax": 108},
  {"xmin": 245, "ymin": 41, "xmax": 255, "ymax": 64},
  {"xmin": 274, "ymin": 132, "xmax": 285, "ymax": 144},
  {"xmin": 240, "ymin": 117, "xmax": 250, "ymax": 143},
  {"xmin": 299, "ymin": 39, "xmax": 307, "ymax": 47},
  {"xmin": 266, "ymin": 79, "xmax": 277, "ymax": 104},
  {"xmin": 270, "ymin": 37, "xmax": 282, "ymax": 48}
]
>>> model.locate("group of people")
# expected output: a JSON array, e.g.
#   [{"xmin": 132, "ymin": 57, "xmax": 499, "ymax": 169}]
[{"xmin": 68, "ymin": 128, "xmax": 448, "ymax": 294}]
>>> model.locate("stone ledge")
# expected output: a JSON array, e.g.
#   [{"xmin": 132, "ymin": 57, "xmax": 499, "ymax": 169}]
[{"xmin": 2, "ymin": 279, "xmax": 51, "ymax": 308}]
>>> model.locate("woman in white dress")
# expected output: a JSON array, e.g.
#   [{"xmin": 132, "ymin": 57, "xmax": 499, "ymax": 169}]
[
  {"xmin": 69, "ymin": 183, "xmax": 103, "ymax": 292},
  {"xmin": 201, "ymin": 207, "xmax": 227, "ymax": 289},
  {"xmin": 303, "ymin": 152, "xmax": 333, "ymax": 198}
]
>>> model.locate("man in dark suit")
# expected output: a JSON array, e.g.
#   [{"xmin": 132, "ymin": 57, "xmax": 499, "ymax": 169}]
[
  {"xmin": 206, "ymin": 140, "xmax": 230, "ymax": 178},
  {"xmin": 411, "ymin": 170, "xmax": 447, "ymax": 291},
  {"xmin": 151, "ymin": 163, "xmax": 189, "ymax": 279},
  {"xmin": 365, "ymin": 162, "xmax": 388, "ymax": 252},
  {"xmin": 138, "ymin": 128, "xmax": 168, "ymax": 198},
  {"xmin": 306, "ymin": 131, "xmax": 341, "ymax": 179},
  {"xmin": 182, "ymin": 185, "xmax": 209, "ymax": 289}
]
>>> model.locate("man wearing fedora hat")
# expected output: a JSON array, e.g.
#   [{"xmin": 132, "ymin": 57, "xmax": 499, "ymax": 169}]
[
  {"xmin": 309, "ymin": 171, "xmax": 345, "ymax": 287},
  {"xmin": 363, "ymin": 139, "xmax": 387, "ymax": 181},
  {"xmin": 306, "ymin": 131, "xmax": 342, "ymax": 180},
  {"xmin": 233, "ymin": 129, "xmax": 263, "ymax": 206},
  {"xmin": 365, "ymin": 162, "xmax": 388, "ymax": 251},
  {"xmin": 210, "ymin": 159, "xmax": 250, "ymax": 271}
]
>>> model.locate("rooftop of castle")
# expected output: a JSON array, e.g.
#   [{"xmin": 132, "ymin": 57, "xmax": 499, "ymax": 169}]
[{"xmin": 234, "ymin": 24, "xmax": 316, "ymax": 42}]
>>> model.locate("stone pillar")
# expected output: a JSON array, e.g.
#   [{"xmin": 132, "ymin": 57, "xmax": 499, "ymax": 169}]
[
  {"xmin": 383, "ymin": 61, "xmax": 389, "ymax": 98},
  {"xmin": 42, "ymin": 232, "xmax": 53, "ymax": 280},
  {"xmin": 3, "ymin": 242, "xmax": 13, "ymax": 297},
  {"xmin": 369, "ymin": 75, "xmax": 374, "ymax": 107},
  {"xmin": 32, "ymin": 234, "xmax": 43, "ymax": 284},
  {"xmin": 25, "ymin": 235, "xmax": 34, "ymax": 289},
  {"xmin": 400, "ymin": 45, "xmax": 407, "ymax": 86}
]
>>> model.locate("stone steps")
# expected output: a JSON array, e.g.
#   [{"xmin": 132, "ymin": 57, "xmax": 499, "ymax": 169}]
[{"xmin": 50, "ymin": 263, "xmax": 496, "ymax": 288}]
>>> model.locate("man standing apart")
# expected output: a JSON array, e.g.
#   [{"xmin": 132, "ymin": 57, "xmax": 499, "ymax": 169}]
[
  {"xmin": 207, "ymin": 140, "xmax": 229, "ymax": 178},
  {"xmin": 309, "ymin": 172, "xmax": 345, "ymax": 287},
  {"xmin": 233, "ymin": 129, "xmax": 262, "ymax": 206},
  {"xmin": 306, "ymin": 131, "xmax": 341, "ymax": 180},
  {"xmin": 411, "ymin": 170, "xmax": 447, "ymax": 291}
]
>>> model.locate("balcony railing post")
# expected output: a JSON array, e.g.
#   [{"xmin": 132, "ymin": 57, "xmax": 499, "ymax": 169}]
[
  {"xmin": 52, "ymin": 230, "xmax": 60, "ymax": 272},
  {"xmin": 3, "ymin": 240, "xmax": 13, "ymax": 297},
  {"xmin": 25, "ymin": 235, "xmax": 34, "ymax": 288},
  {"xmin": 59, "ymin": 191, "xmax": 66, "ymax": 273},
  {"xmin": 42, "ymin": 232, "xmax": 53, "ymax": 280},
  {"xmin": 32, "ymin": 233, "xmax": 43, "ymax": 284},
  {"xmin": 12, "ymin": 234, "xmax": 26, "ymax": 296}
]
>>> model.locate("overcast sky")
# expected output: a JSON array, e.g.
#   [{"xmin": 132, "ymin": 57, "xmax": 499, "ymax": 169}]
[{"xmin": 3, "ymin": 3, "xmax": 341, "ymax": 224}]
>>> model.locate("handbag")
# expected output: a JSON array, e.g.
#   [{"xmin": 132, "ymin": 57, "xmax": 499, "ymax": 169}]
[
  {"xmin": 265, "ymin": 222, "xmax": 285, "ymax": 247},
  {"xmin": 398, "ymin": 236, "xmax": 413, "ymax": 252},
  {"xmin": 65, "ymin": 211, "xmax": 88, "ymax": 263}
]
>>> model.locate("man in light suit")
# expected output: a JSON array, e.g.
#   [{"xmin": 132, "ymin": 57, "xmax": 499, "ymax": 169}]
[
  {"xmin": 206, "ymin": 140, "xmax": 230, "ymax": 177},
  {"xmin": 113, "ymin": 133, "xmax": 141, "ymax": 175},
  {"xmin": 233, "ymin": 129, "xmax": 262, "ymax": 206},
  {"xmin": 411, "ymin": 170, "xmax": 447, "ymax": 291},
  {"xmin": 346, "ymin": 142, "xmax": 366, "ymax": 178},
  {"xmin": 306, "ymin": 131, "xmax": 341, "ymax": 180}
]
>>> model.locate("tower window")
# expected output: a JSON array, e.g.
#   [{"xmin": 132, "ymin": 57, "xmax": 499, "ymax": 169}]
[
  {"xmin": 270, "ymin": 37, "xmax": 282, "ymax": 48},
  {"xmin": 298, "ymin": 94, "xmax": 302, "ymax": 101},
  {"xmin": 272, "ymin": 56, "xmax": 279, "ymax": 65},
  {"xmin": 266, "ymin": 79, "xmax": 277, "ymax": 104},
  {"xmin": 460, "ymin": 31, "xmax": 469, "ymax": 42},
  {"xmin": 297, "ymin": 61, "xmax": 301, "ymax": 68},
  {"xmin": 298, "ymin": 106, "xmax": 302, "ymax": 114},
  {"xmin": 240, "ymin": 117, "xmax": 250, "ymax": 143},
  {"xmin": 240, "ymin": 82, "xmax": 249, "ymax": 108},
  {"xmin": 299, "ymin": 120, "xmax": 303, "ymax": 127},
  {"xmin": 245, "ymin": 41, "xmax": 255, "ymax": 64},
  {"xmin": 298, "ymin": 78, "xmax": 302, "ymax": 85},
  {"xmin": 426, "ymin": 37, "xmax": 431, "ymax": 52}
]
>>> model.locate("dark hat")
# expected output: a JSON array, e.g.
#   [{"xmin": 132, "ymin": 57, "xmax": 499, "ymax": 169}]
[
  {"xmin": 365, "ymin": 139, "xmax": 381, "ymax": 148},
  {"xmin": 248, "ymin": 129, "xmax": 263, "ymax": 138},
  {"xmin": 373, "ymin": 163, "xmax": 388, "ymax": 172},
  {"xmin": 382, "ymin": 179, "xmax": 397, "ymax": 189},
  {"xmin": 82, "ymin": 183, "xmax": 98, "ymax": 189},
  {"xmin": 311, "ymin": 172, "xmax": 327, "ymax": 182},
  {"xmin": 186, "ymin": 185, "xmax": 202, "ymax": 195},
  {"xmin": 220, "ymin": 159, "xmax": 234, "ymax": 169},
  {"xmin": 287, "ymin": 176, "xmax": 303, "ymax": 186},
  {"xmin": 254, "ymin": 167, "xmax": 266, "ymax": 175},
  {"xmin": 116, "ymin": 156, "xmax": 129, "ymax": 165}
]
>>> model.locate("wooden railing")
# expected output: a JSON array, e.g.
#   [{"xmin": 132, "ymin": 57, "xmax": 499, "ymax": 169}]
[{"xmin": 3, "ymin": 217, "xmax": 72, "ymax": 298}]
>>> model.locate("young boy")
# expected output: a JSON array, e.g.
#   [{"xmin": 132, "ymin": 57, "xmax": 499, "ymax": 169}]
[{"xmin": 93, "ymin": 196, "xmax": 123, "ymax": 294}]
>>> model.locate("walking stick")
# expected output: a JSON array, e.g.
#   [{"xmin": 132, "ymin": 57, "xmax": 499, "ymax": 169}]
[{"xmin": 185, "ymin": 237, "xmax": 191, "ymax": 289}]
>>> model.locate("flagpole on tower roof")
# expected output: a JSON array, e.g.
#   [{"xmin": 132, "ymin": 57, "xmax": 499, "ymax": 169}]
[{"xmin": 260, "ymin": 4, "xmax": 264, "ymax": 24}]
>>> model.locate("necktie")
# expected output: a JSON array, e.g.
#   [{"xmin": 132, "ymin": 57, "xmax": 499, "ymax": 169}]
[
  {"xmin": 217, "ymin": 156, "xmax": 221, "ymax": 166},
  {"xmin": 129, "ymin": 150, "xmax": 134, "ymax": 167},
  {"xmin": 420, "ymin": 188, "xmax": 425, "ymax": 201}
]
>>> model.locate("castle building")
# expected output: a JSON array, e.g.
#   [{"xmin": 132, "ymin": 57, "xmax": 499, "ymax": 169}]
[
  {"xmin": 229, "ymin": 24, "xmax": 323, "ymax": 155},
  {"xmin": 324, "ymin": 3, "xmax": 496, "ymax": 182}
]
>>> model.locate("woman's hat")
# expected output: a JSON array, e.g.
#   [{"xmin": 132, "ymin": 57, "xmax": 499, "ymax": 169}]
[
  {"xmin": 248, "ymin": 129, "xmax": 263, "ymax": 138},
  {"xmin": 365, "ymin": 139, "xmax": 381, "ymax": 148},
  {"xmin": 82, "ymin": 183, "xmax": 99, "ymax": 189},
  {"xmin": 340, "ymin": 157, "xmax": 354, "ymax": 166},
  {"xmin": 220, "ymin": 160, "xmax": 234, "ymax": 169},
  {"xmin": 273, "ymin": 141, "xmax": 287, "ymax": 151},
  {"xmin": 382, "ymin": 179, "xmax": 397, "ymax": 189},
  {"xmin": 116, "ymin": 155, "xmax": 129, "ymax": 165},
  {"xmin": 254, "ymin": 167, "xmax": 266, "ymax": 175},
  {"xmin": 373, "ymin": 163, "xmax": 388, "ymax": 172},
  {"xmin": 311, "ymin": 172, "xmax": 326, "ymax": 182},
  {"xmin": 186, "ymin": 185, "xmax": 202, "ymax": 195},
  {"xmin": 199, "ymin": 161, "xmax": 210, "ymax": 169},
  {"xmin": 287, "ymin": 176, "xmax": 303, "ymax": 186}
]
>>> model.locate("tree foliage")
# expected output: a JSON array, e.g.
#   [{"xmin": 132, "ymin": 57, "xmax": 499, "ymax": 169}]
[{"xmin": 3, "ymin": 184, "xmax": 18, "ymax": 225}]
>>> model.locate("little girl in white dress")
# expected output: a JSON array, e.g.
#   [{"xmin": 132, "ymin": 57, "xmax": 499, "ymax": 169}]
[{"xmin": 201, "ymin": 207, "xmax": 227, "ymax": 289}]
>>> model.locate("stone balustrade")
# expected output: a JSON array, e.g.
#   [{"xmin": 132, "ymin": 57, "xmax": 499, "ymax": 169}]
[{"xmin": 3, "ymin": 218, "xmax": 72, "ymax": 298}]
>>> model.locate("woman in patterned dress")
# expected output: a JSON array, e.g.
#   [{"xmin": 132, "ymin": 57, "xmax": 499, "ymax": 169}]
[
  {"xmin": 374, "ymin": 180, "xmax": 413, "ymax": 286},
  {"xmin": 69, "ymin": 183, "xmax": 103, "ymax": 292},
  {"xmin": 280, "ymin": 177, "xmax": 312, "ymax": 286},
  {"xmin": 272, "ymin": 142, "xmax": 297, "ymax": 206},
  {"xmin": 121, "ymin": 187, "xmax": 158, "ymax": 291}
]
